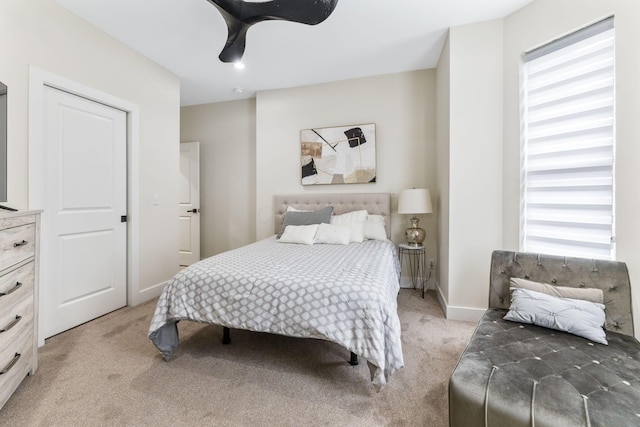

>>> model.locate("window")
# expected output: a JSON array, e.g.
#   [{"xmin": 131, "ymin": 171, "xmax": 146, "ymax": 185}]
[{"xmin": 521, "ymin": 17, "xmax": 615, "ymax": 260}]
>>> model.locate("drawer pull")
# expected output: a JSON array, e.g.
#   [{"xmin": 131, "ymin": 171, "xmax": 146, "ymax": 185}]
[
  {"xmin": 13, "ymin": 240, "xmax": 28, "ymax": 248},
  {"xmin": 0, "ymin": 353, "xmax": 20, "ymax": 375},
  {"xmin": 0, "ymin": 281, "xmax": 22, "ymax": 297},
  {"xmin": 0, "ymin": 315, "xmax": 22, "ymax": 333}
]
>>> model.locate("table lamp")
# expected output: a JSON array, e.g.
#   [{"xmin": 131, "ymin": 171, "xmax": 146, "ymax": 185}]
[{"xmin": 397, "ymin": 188, "xmax": 433, "ymax": 247}]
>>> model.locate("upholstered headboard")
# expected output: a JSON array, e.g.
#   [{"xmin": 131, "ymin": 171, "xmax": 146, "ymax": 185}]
[
  {"xmin": 490, "ymin": 250, "xmax": 634, "ymax": 337},
  {"xmin": 274, "ymin": 193, "xmax": 391, "ymax": 238}
]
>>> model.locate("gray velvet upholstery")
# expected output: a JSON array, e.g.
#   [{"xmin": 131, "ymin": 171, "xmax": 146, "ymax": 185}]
[
  {"xmin": 489, "ymin": 251, "xmax": 634, "ymax": 337},
  {"xmin": 449, "ymin": 250, "xmax": 640, "ymax": 427}
]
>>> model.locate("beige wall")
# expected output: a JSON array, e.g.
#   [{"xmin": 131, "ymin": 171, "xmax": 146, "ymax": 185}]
[
  {"xmin": 435, "ymin": 20, "xmax": 504, "ymax": 319},
  {"xmin": 0, "ymin": 0, "xmax": 180, "ymax": 304},
  {"xmin": 503, "ymin": 0, "xmax": 640, "ymax": 336},
  {"xmin": 180, "ymin": 99, "xmax": 257, "ymax": 258},
  {"xmin": 255, "ymin": 70, "xmax": 438, "ymax": 262}
]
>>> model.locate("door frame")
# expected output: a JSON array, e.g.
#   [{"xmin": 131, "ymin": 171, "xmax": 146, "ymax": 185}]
[
  {"xmin": 28, "ymin": 66, "xmax": 140, "ymax": 346},
  {"xmin": 179, "ymin": 141, "xmax": 201, "ymax": 267}
]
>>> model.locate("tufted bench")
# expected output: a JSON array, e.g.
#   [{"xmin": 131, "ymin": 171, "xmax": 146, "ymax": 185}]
[{"xmin": 449, "ymin": 250, "xmax": 640, "ymax": 427}]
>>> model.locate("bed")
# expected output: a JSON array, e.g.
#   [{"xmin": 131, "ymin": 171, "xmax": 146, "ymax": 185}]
[{"xmin": 148, "ymin": 193, "xmax": 404, "ymax": 389}]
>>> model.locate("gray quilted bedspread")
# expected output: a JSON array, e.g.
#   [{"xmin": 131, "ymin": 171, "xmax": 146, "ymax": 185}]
[{"xmin": 148, "ymin": 236, "xmax": 404, "ymax": 389}]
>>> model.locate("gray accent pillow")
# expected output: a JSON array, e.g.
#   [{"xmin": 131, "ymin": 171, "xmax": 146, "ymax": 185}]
[
  {"xmin": 510, "ymin": 277, "xmax": 604, "ymax": 304},
  {"xmin": 277, "ymin": 206, "xmax": 334, "ymax": 238},
  {"xmin": 504, "ymin": 287, "xmax": 607, "ymax": 345}
]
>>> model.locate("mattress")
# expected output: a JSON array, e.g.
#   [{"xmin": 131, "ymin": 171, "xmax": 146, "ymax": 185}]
[{"xmin": 148, "ymin": 236, "xmax": 404, "ymax": 389}]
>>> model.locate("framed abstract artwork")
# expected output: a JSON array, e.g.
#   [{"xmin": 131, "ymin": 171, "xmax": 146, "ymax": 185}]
[{"xmin": 300, "ymin": 123, "xmax": 376, "ymax": 185}]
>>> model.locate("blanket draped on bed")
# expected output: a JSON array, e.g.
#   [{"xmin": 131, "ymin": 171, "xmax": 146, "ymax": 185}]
[{"xmin": 148, "ymin": 236, "xmax": 404, "ymax": 389}]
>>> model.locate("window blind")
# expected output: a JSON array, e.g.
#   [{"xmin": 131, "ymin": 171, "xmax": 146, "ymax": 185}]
[{"xmin": 521, "ymin": 17, "xmax": 615, "ymax": 260}]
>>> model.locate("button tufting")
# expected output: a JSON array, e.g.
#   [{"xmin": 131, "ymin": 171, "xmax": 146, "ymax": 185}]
[
  {"xmin": 623, "ymin": 381, "xmax": 630, "ymax": 386},
  {"xmin": 551, "ymin": 279, "xmax": 557, "ymax": 283},
  {"xmin": 601, "ymin": 386, "xmax": 608, "ymax": 391},
  {"xmin": 519, "ymin": 325, "xmax": 524, "ymax": 329},
  {"xmin": 588, "ymin": 342, "xmax": 594, "ymax": 346},
  {"xmin": 534, "ymin": 357, "xmax": 541, "ymax": 360},
  {"xmin": 525, "ymin": 275, "xmax": 530, "ymax": 279},
  {"xmin": 574, "ymin": 365, "xmax": 581, "ymax": 369},
  {"xmin": 579, "ymin": 283, "xmax": 585, "ymax": 288},
  {"xmin": 592, "ymin": 360, "xmax": 600, "ymax": 364}
]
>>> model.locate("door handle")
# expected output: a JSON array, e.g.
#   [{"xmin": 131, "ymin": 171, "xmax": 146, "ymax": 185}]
[
  {"xmin": 0, "ymin": 353, "xmax": 20, "ymax": 375},
  {"xmin": 187, "ymin": 209, "xmax": 200, "ymax": 213}
]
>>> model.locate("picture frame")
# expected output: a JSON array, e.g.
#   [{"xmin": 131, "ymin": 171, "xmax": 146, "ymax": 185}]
[{"xmin": 300, "ymin": 123, "xmax": 376, "ymax": 185}]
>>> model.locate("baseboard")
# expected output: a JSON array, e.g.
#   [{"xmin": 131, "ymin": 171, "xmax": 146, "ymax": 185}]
[
  {"xmin": 445, "ymin": 305, "xmax": 485, "ymax": 322},
  {"xmin": 435, "ymin": 283, "xmax": 447, "ymax": 314},
  {"xmin": 131, "ymin": 280, "xmax": 167, "ymax": 306},
  {"xmin": 434, "ymin": 284, "xmax": 485, "ymax": 323}
]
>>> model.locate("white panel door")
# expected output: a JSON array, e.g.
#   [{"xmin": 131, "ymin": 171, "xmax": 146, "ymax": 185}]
[
  {"xmin": 179, "ymin": 142, "xmax": 200, "ymax": 267},
  {"xmin": 43, "ymin": 86, "xmax": 127, "ymax": 339}
]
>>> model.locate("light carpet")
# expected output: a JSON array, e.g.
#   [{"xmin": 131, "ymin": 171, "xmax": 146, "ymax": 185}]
[{"xmin": 0, "ymin": 289, "xmax": 475, "ymax": 426}]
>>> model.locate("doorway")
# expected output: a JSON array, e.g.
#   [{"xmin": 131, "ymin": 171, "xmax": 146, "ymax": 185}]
[
  {"xmin": 41, "ymin": 86, "xmax": 127, "ymax": 339},
  {"xmin": 29, "ymin": 67, "xmax": 141, "ymax": 345},
  {"xmin": 179, "ymin": 142, "xmax": 201, "ymax": 267}
]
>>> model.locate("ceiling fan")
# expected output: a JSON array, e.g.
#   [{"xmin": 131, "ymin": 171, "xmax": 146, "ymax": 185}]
[{"xmin": 205, "ymin": 0, "xmax": 340, "ymax": 63}]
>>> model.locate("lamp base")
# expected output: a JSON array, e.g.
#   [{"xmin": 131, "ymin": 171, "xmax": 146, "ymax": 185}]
[{"xmin": 405, "ymin": 217, "xmax": 426, "ymax": 247}]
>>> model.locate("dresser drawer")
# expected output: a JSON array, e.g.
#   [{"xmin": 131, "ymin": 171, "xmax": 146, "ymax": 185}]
[
  {"xmin": 0, "ymin": 224, "xmax": 35, "ymax": 272},
  {"xmin": 0, "ymin": 261, "xmax": 34, "ymax": 316},
  {"xmin": 0, "ymin": 321, "xmax": 33, "ymax": 409},
  {"xmin": 0, "ymin": 282, "xmax": 33, "ymax": 350}
]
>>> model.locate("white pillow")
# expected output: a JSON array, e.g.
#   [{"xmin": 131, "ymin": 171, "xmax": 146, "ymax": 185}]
[
  {"xmin": 314, "ymin": 223, "xmax": 351, "ymax": 245},
  {"xmin": 510, "ymin": 278, "xmax": 604, "ymax": 304},
  {"xmin": 504, "ymin": 287, "xmax": 607, "ymax": 345},
  {"xmin": 278, "ymin": 224, "xmax": 319, "ymax": 245},
  {"xmin": 330, "ymin": 210, "xmax": 368, "ymax": 243},
  {"xmin": 286, "ymin": 206, "xmax": 310, "ymax": 212},
  {"xmin": 331, "ymin": 210, "xmax": 368, "ymax": 224},
  {"xmin": 366, "ymin": 214, "xmax": 385, "ymax": 224},
  {"xmin": 364, "ymin": 214, "xmax": 387, "ymax": 241}
]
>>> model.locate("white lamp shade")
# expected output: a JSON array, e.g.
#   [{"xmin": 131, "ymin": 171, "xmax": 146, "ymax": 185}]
[{"xmin": 398, "ymin": 188, "xmax": 433, "ymax": 214}]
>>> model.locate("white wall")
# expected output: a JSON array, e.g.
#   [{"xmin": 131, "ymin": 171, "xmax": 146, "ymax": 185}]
[
  {"xmin": 436, "ymin": 33, "xmax": 451, "ymax": 306},
  {"xmin": 436, "ymin": 20, "xmax": 504, "ymax": 320},
  {"xmin": 180, "ymin": 99, "xmax": 257, "ymax": 258},
  {"xmin": 0, "ymin": 0, "xmax": 180, "ymax": 304},
  {"xmin": 503, "ymin": 0, "xmax": 640, "ymax": 336},
  {"xmin": 255, "ymin": 71, "xmax": 438, "ymax": 261}
]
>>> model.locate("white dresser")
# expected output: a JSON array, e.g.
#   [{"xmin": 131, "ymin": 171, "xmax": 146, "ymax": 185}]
[{"xmin": 0, "ymin": 210, "xmax": 39, "ymax": 410}]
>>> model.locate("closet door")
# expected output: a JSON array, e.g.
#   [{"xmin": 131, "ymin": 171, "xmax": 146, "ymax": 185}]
[{"xmin": 42, "ymin": 86, "xmax": 127, "ymax": 339}]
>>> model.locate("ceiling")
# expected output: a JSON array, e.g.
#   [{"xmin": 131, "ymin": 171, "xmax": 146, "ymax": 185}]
[{"xmin": 53, "ymin": 0, "xmax": 532, "ymax": 106}]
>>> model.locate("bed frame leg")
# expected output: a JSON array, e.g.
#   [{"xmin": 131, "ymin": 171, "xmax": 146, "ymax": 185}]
[
  {"xmin": 349, "ymin": 352, "xmax": 358, "ymax": 366},
  {"xmin": 222, "ymin": 327, "xmax": 231, "ymax": 344}
]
